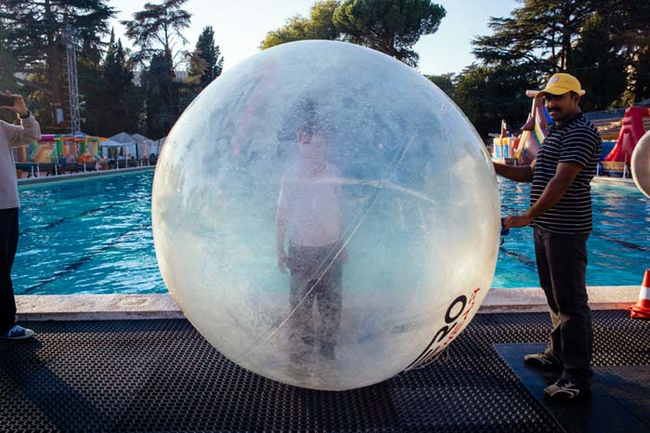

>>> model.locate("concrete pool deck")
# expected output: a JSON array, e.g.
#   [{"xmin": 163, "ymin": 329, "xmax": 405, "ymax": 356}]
[
  {"xmin": 592, "ymin": 176, "xmax": 636, "ymax": 186},
  {"xmin": 14, "ymin": 285, "xmax": 640, "ymax": 321},
  {"xmin": 17, "ymin": 167, "xmax": 635, "ymax": 187}
]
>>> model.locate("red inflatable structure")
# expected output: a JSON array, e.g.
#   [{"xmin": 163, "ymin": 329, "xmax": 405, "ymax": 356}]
[{"xmin": 604, "ymin": 107, "xmax": 650, "ymax": 163}]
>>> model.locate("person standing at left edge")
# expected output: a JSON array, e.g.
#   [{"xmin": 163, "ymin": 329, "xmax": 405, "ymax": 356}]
[
  {"xmin": 494, "ymin": 73, "xmax": 601, "ymax": 401},
  {"xmin": 0, "ymin": 91, "xmax": 40, "ymax": 340}
]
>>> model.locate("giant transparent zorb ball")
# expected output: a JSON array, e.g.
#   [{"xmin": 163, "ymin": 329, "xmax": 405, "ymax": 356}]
[{"xmin": 152, "ymin": 40, "xmax": 500, "ymax": 391}]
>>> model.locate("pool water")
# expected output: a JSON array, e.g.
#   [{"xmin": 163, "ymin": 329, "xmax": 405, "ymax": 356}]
[
  {"xmin": 13, "ymin": 171, "xmax": 649, "ymax": 295},
  {"xmin": 15, "ymin": 172, "xmax": 160, "ymax": 295},
  {"xmin": 494, "ymin": 178, "xmax": 650, "ymax": 287}
]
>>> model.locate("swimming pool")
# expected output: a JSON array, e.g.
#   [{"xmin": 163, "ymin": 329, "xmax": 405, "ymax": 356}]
[
  {"xmin": 15, "ymin": 172, "xmax": 160, "ymax": 295},
  {"xmin": 494, "ymin": 178, "xmax": 650, "ymax": 287},
  {"xmin": 13, "ymin": 171, "xmax": 649, "ymax": 294}
]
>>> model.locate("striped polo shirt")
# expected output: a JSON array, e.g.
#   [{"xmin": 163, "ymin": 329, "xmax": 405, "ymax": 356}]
[{"xmin": 530, "ymin": 113, "xmax": 601, "ymax": 234}]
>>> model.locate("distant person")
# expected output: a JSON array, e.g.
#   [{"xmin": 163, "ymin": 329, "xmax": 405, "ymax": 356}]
[
  {"xmin": 98, "ymin": 155, "xmax": 107, "ymax": 170},
  {"xmin": 89, "ymin": 155, "xmax": 99, "ymax": 171},
  {"xmin": 494, "ymin": 74, "xmax": 601, "ymax": 401},
  {"xmin": 276, "ymin": 119, "xmax": 347, "ymax": 366},
  {"xmin": 65, "ymin": 153, "xmax": 76, "ymax": 164},
  {"xmin": 0, "ymin": 90, "xmax": 40, "ymax": 340}
]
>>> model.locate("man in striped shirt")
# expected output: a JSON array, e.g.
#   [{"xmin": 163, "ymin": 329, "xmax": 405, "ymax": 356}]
[{"xmin": 494, "ymin": 73, "xmax": 601, "ymax": 402}]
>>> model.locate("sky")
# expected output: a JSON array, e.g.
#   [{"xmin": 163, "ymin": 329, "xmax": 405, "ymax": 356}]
[{"xmin": 108, "ymin": 0, "xmax": 518, "ymax": 76}]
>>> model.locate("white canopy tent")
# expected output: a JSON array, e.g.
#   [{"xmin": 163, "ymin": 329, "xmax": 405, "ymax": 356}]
[
  {"xmin": 98, "ymin": 139, "xmax": 125, "ymax": 148},
  {"xmin": 131, "ymin": 133, "xmax": 160, "ymax": 157},
  {"xmin": 106, "ymin": 133, "xmax": 137, "ymax": 158},
  {"xmin": 99, "ymin": 138, "xmax": 135, "ymax": 169},
  {"xmin": 102, "ymin": 132, "xmax": 165, "ymax": 161}
]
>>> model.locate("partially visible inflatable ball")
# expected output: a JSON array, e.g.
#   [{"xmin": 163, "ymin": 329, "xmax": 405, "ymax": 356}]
[{"xmin": 632, "ymin": 131, "xmax": 650, "ymax": 198}]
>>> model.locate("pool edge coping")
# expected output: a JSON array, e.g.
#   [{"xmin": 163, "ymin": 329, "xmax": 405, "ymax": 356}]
[
  {"xmin": 17, "ymin": 165, "xmax": 155, "ymax": 186},
  {"xmin": 592, "ymin": 176, "xmax": 636, "ymax": 186},
  {"xmin": 15, "ymin": 286, "xmax": 640, "ymax": 321}
]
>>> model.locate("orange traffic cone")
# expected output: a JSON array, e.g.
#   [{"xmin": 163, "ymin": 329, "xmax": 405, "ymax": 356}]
[{"xmin": 628, "ymin": 269, "xmax": 650, "ymax": 319}]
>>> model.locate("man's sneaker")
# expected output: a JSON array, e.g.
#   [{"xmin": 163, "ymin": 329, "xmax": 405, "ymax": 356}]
[
  {"xmin": 0, "ymin": 325, "xmax": 34, "ymax": 340},
  {"xmin": 523, "ymin": 352, "xmax": 562, "ymax": 369},
  {"xmin": 544, "ymin": 378, "xmax": 590, "ymax": 401}
]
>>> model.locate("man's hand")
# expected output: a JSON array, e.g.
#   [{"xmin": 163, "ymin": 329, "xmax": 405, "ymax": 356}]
[
  {"xmin": 277, "ymin": 251, "xmax": 288, "ymax": 272},
  {"xmin": 1, "ymin": 91, "xmax": 28, "ymax": 117},
  {"xmin": 503, "ymin": 215, "xmax": 534, "ymax": 229}
]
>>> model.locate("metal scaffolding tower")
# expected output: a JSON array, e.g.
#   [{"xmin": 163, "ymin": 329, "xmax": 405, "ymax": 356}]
[{"xmin": 63, "ymin": 24, "xmax": 82, "ymax": 135}]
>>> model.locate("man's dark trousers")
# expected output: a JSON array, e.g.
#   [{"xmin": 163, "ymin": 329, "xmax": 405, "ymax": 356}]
[
  {"xmin": 0, "ymin": 208, "xmax": 19, "ymax": 334},
  {"xmin": 287, "ymin": 242, "xmax": 343, "ymax": 357},
  {"xmin": 534, "ymin": 227, "xmax": 593, "ymax": 387}
]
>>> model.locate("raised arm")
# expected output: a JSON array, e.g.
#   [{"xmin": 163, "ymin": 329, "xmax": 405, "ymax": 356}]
[
  {"xmin": 0, "ymin": 92, "xmax": 41, "ymax": 146},
  {"xmin": 493, "ymin": 159, "xmax": 536, "ymax": 183}
]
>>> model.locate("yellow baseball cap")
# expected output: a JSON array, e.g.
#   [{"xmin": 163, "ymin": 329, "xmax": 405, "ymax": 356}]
[{"xmin": 534, "ymin": 73, "xmax": 586, "ymax": 98}]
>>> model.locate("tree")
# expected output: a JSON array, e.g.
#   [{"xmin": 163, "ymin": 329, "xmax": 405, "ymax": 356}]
[
  {"xmin": 122, "ymin": 0, "xmax": 192, "ymax": 137},
  {"xmin": 187, "ymin": 26, "xmax": 224, "ymax": 91},
  {"xmin": 261, "ymin": 0, "xmax": 446, "ymax": 67},
  {"xmin": 453, "ymin": 63, "xmax": 540, "ymax": 136},
  {"xmin": 260, "ymin": 0, "xmax": 341, "ymax": 49},
  {"xmin": 121, "ymin": 0, "xmax": 192, "ymax": 66},
  {"xmin": 77, "ymin": 34, "xmax": 107, "ymax": 134},
  {"xmin": 141, "ymin": 54, "xmax": 178, "ymax": 138},
  {"xmin": 0, "ymin": 0, "xmax": 114, "ymax": 130},
  {"xmin": 82, "ymin": 30, "xmax": 140, "ymax": 136},
  {"xmin": 333, "ymin": 0, "xmax": 446, "ymax": 66},
  {"xmin": 470, "ymin": 0, "xmax": 648, "ymax": 113},
  {"xmin": 599, "ymin": 0, "xmax": 650, "ymax": 103},
  {"xmin": 473, "ymin": 0, "xmax": 593, "ymax": 73},
  {"xmin": 571, "ymin": 13, "xmax": 627, "ymax": 110},
  {"xmin": 424, "ymin": 74, "xmax": 455, "ymax": 98},
  {"xmin": 0, "ymin": 23, "xmax": 19, "ymax": 122}
]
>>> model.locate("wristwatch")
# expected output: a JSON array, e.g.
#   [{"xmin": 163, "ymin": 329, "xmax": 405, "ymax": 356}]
[{"xmin": 18, "ymin": 110, "xmax": 31, "ymax": 119}]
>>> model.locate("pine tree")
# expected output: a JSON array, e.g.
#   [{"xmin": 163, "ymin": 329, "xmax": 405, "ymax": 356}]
[
  {"xmin": 188, "ymin": 26, "xmax": 224, "ymax": 90},
  {"xmin": 261, "ymin": 0, "xmax": 446, "ymax": 68},
  {"xmin": 333, "ymin": 0, "xmax": 446, "ymax": 67},
  {"xmin": 122, "ymin": 0, "xmax": 192, "ymax": 137},
  {"xmin": 260, "ymin": 0, "xmax": 341, "ymax": 49},
  {"xmin": 470, "ymin": 0, "xmax": 638, "ymax": 112},
  {"xmin": 571, "ymin": 13, "xmax": 627, "ymax": 110},
  {"xmin": 82, "ymin": 29, "xmax": 139, "ymax": 136}
]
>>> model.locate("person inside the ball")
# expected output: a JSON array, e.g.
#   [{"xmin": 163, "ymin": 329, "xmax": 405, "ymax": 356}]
[{"xmin": 276, "ymin": 118, "xmax": 348, "ymax": 367}]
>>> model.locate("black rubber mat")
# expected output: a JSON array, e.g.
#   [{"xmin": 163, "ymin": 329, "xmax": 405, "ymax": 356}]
[
  {"xmin": 495, "ymin": 343, "xmax": 650, "ymax": 433},
  {"xmin": 0, "ymin": 310, "xmax": 648, "ymax": 432}
]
